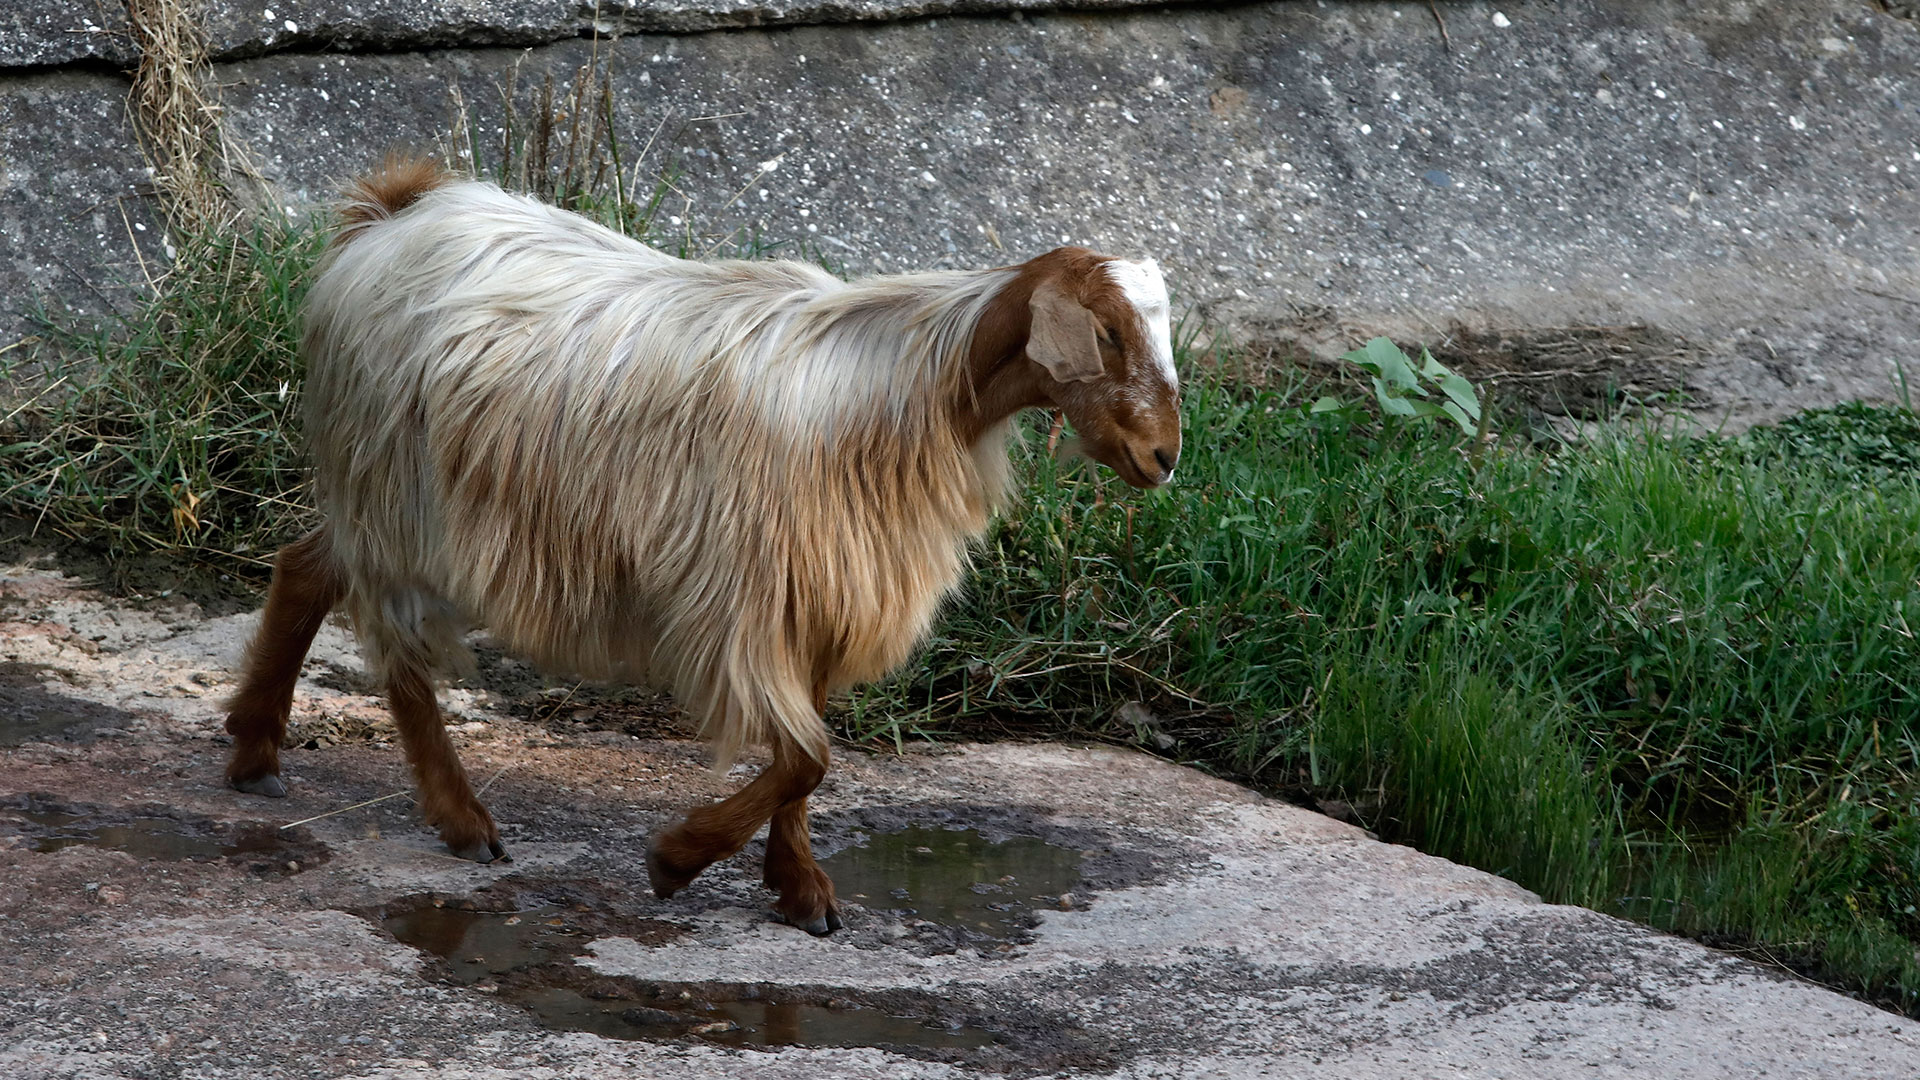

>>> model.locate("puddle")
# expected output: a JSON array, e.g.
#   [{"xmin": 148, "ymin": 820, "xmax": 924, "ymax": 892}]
[
  {"xmin": 14, "ymin": 808, "xmax": 309, "ymax": 865},
  {"xmin": 382, "ymin": 905, "xmax": 590, "ymax": 986},
  {"xmin": 0, "ymin": 705, "xmax": 104, "ymax": 747},
  {"xmin": 382, "ymin": 904, "xmax": 993, "ymax": 1051},
  {"xmin": 822, "ymin": 825, "xmax": 1084, "ymax": 940}
]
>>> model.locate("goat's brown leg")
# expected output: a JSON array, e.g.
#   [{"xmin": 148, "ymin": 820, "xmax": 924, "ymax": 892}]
[
  {"xmin": 386, "ymin": 660, "xmax": 507, "ymax": 863},
  {"xmin": 758, "ymin": 678, "xmax": 839, "ymax": 933},
  {"xmin": 763, "ymin": 794, "xmax": 841, "ymax": 935},
  {"xmin": 647, "ymin": 734, "xmax": 832, "ymax": 929},
  {"xmin": 224, "ymin": 528, "xmax": 344, "ymax": 798}
]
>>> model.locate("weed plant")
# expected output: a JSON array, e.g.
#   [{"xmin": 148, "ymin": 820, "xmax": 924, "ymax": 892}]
[{"xmin": 0, "ymin": 222, "xmax": 326, "ymax": 564}]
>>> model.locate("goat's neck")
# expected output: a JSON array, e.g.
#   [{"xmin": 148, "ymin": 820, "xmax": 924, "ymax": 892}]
[{"xmin": 952, "ymin": 271, "xmax": 1052, "ymax": 446}]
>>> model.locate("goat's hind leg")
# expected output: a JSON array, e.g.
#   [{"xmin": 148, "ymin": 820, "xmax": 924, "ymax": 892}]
[
  {"xmin": 386, "ymin": 659, "xmax": 508, "ymax": 863},
  {"xmin": 762, "ymin": 683, "xmax": 841, "ymax": 934},
  {"xmin": 224, "ymin": 528, "xmax": 344, "ymax": 798}
]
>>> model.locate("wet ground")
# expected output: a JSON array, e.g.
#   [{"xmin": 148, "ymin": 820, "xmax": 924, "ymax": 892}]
[
  {"xmin": 378, "ymin": 902, "xmax": 995, "ymax": 1052},
  {"xmin": 3, "ymin": 562, "xmax": 1919, "ymax": 1078},
  {"xmin": 822, "ymin": 826, "xmax": 1084, "ymax": 942}
]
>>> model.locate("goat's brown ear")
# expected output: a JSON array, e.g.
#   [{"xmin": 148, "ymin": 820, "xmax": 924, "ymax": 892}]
[{"xmin": 1027, "ymin": 278, "xmax": 1104, "ymax": 384}]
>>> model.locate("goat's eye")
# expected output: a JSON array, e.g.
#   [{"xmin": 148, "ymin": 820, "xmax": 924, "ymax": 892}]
[{"xmin": 1094, "ymin": 322, "xmax": 1114, "ymax": 344}]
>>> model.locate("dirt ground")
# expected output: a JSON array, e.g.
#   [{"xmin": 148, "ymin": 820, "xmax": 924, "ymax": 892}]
[{"xmin": 2, "ymin": 559, "xmax": 1918, "ymax": 1079}]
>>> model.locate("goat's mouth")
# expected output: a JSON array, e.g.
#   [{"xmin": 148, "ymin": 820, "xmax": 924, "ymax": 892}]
[
  {"xmin": 1052, "ymin": 425, "xmax": 1165, "ymax": 490},
  {"xmin": 1117, "ymin": 445, "xmax": 1165, "ymax": 490}
]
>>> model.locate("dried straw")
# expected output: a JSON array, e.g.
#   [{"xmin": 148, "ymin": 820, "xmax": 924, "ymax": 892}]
[{"xmin": 124, "ymin": 0, "xmax": 255, "ymax": 236}]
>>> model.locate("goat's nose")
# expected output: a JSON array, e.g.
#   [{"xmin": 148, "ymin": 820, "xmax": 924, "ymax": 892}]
[{"xmin": 1152, "ymin": 446, "xmax": 1179, "ymax": 482}]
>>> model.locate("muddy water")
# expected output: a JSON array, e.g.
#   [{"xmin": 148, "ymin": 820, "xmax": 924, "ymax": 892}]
[
  {"xmin": 383, "ymin": 906, "xmax": 993, "ymax": 1050},
  {"xmin": 822, "ymin": 825, "xmax": 1084, "ymax": 940},
  {"xmin": 382, "ymin": 906, "xmax": 588, "ymax": 986},
  {"xmin": 23, "ymin": 810, "xmax": 292, "ymax": 860}
]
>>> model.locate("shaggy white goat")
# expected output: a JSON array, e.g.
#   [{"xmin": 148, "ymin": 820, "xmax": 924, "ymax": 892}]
[{"xmin": 223, "ymin": 157, "xmax": 1182, "ymax": 933}]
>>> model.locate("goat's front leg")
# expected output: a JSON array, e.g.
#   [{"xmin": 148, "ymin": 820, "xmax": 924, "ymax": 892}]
[
  {"xmin": 386, "ymin": 661, "xmax": 507, "ymax": 863},
  {"xmin": 648, "ymin": 734, "xmax": 837, "ymax": 932},
  {"xmin": 761, "ymin": 683, "xmax": 840, "ymax": 934},
  {"xmin": 763, "ymin": 794, "xmax": 841, "ymax": 935}
]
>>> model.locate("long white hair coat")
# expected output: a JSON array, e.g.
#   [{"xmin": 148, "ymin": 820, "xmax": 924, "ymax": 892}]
[{"xmin": 305, "ymin": 178, "xmax": 1021, "ymax": 764}]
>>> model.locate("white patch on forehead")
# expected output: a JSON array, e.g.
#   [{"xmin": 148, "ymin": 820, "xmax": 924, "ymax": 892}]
[{"xmin": 1104, "ymin": 259, "xmax": 1177, "ymax": 389}]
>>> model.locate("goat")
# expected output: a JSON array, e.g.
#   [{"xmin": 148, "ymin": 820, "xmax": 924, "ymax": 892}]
[{"xmin": 222, "ymin": 156, "xmax": 1182, "ymax": 934}]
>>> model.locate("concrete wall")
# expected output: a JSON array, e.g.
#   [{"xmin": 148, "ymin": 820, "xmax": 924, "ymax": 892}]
[{"xmin": 3, "ymin": 0, "xmax": 1917, "ymax": 425}]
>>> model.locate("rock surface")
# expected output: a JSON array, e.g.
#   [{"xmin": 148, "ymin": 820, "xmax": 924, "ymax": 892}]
[
  {"xmin": 2, "ymin": 564, "xmax": 1919, "ymax": 1078},
  {"xmin": 5, "ymin": 0, "xmax": 1919, "ymax": 429}
]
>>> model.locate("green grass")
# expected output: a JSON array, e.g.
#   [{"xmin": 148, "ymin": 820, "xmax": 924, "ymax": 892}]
[
  {"xmin": 846, "ymin": 372, "xmax": 1920, "ymax": 1013},
  {"xmin": 3, "ymin": 191, "xmax": 1918, "ymax": 1015},
  {"xmin": 0, "ymin": 222, "xmax": 325, "ymax": 565}
]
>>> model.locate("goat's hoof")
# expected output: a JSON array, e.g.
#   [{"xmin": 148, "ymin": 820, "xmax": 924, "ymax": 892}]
[
  {"xmin": 771, "ymin": 869, "xmax": 843, "ymax": 936},
  {"xmin": 448, "ymin": 838, "xmax": 510, "ymax": 864},
  {"xmin": 231, "ymin": 773, "xmax": 288, "ymax": 798},
  {"xmin": 775, "ymin": 903, "xmax": 844, "ymax": 937},
  {"xmin": 646, "ymin": 841, "xmax": 697, "ymax": 899}
]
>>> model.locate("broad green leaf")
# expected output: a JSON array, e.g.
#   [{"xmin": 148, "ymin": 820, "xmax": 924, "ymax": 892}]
[
  {"xmin": 1419, "ymin": 349, "xmax": 1483, "ymax": 422},
  {"xmin": 1439, "ymin": 400, "xmax": 1477, "ymax": 434},
  {"xmin": 1310, "ymin": 395, "xmax": 1348, "ymax": 414},
  {"xmin": 1373, "ymin": 378, "xmax": 1420, "ymax": 416},
  {"xmin": 1434, "ymin": 372, "xmax": 1482, "ymax": 421},
  {"xmin": 1346, "ymin": 337, "xmax": 1421, "ymax": 391}
]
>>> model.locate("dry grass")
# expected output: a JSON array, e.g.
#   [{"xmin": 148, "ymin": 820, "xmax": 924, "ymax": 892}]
[{"xmin": 124, "ymin": 0, "xmax": 256, "ymax": 236}]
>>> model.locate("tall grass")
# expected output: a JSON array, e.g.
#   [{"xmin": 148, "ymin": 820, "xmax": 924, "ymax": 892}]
[{"xmin": 0, "ymin": 222, "xmax": 325, "ymax": 563}]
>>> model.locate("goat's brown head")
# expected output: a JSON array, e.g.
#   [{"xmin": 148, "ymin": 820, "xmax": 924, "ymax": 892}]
[{"xmin": 1018, "ymin": 247, "xmax": 1182, "ymax": 489}]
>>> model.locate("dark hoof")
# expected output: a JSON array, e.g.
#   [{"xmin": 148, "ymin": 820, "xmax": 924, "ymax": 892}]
[
  {"xmin": 646, "ymin": 840, "xmax": 693, "ymax": 900},
  {"xmin": 449, "ymin": 839, "xmax": 510, "ymax": 864},
  {"xmin": 776, "ymin": 904, "xmax": 844, "ymax": 937},
  {"xmin": 231, "ymin": 774, "xmax": 288, "ymax": 798}
]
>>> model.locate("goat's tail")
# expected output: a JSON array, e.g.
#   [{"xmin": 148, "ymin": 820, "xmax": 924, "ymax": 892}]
[{"xmin": 334, "ymin": 152, "xmax": 450, "ymax": 244}]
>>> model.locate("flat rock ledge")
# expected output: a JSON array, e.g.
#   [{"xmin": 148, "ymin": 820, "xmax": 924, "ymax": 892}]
[{"xmin": 0, "ymin": 565, "xmax": 1916, "ymax": 1079}]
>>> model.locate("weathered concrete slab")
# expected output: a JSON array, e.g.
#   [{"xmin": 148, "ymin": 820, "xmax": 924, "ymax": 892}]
[
  {"xmin": 0, "ymin": 2, "xmax": 131, "ymax": 69},
  {"xmin": 1, "ymin": 565, "xmax": 1917, "ymax": 1078},
  {"xmin": 3, "ymin": 0, "xmax": 1918, "ymax": 429},
  {"xmin": 0, "ymin": 67, "xmax": 168, "ymax": 347},
  {"xmin": 0, "ymin": 0, "xmax": 1211, "ymax": 69}
]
